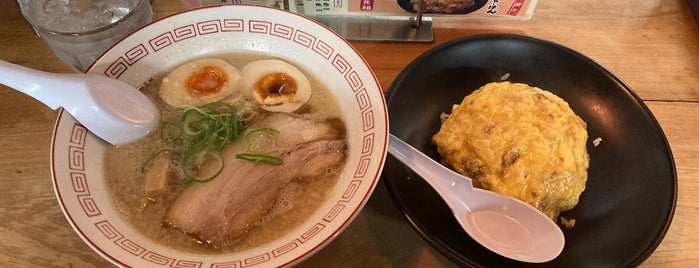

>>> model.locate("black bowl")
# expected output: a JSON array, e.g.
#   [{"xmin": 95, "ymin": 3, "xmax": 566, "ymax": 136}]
[{"xmin": 383, "ymin": 34, "xmax": 677, "ymax": 267}]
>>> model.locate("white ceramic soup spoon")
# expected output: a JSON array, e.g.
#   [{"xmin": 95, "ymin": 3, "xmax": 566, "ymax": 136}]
[
  {"xmin": 387, "ymin": 134, "xmax": 565, "ymax": 263},
  {"xmin": 0, "ymin": 60, "xmax": 159, "ymax": 145}
]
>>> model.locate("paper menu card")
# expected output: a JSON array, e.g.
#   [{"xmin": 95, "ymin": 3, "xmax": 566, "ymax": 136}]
[{"xmin": 195, "ymin": 0, "xmax": 538, "ymax": 19}]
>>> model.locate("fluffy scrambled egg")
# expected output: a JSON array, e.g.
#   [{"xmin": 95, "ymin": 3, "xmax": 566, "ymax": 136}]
[{"xmin": 432, "ymin": 82, "xmax": 589, "ymax": 220}]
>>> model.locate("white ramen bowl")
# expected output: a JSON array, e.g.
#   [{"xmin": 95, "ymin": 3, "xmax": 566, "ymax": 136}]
[{"xmin": 51, "ymin": 5, "xmax": 387, "ymax": 267}]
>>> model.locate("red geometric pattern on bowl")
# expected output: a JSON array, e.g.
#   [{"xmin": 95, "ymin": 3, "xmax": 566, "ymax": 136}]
[
  {"xmin": 67, "ymin": 125, "xmax": 100, "ymax": 218},
  {"xmin": 56, "ymin": 13, "xmax": 380, "ymax": 267}
]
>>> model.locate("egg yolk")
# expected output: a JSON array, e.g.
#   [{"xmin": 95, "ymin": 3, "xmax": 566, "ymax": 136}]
[
  {"xmin": 255, "ymin": 73, "xmax": 298, "ymax": 100},
  {"xmin": 186, "ymin": 66, "xmax": 228, "ymax": 97}
]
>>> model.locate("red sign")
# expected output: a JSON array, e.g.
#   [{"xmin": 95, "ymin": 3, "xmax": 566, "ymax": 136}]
[
  {"xmin": 360, "ymin": 0, "xmax": 373, "ymax": 11},
  {"xmin": 507, "ymin": 0, "xmax": 525, "ymax": 15}
]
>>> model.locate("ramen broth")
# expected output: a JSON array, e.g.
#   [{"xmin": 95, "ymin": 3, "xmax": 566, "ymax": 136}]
[{"xmin": 104, "ymin": 53, "xmax": 346, "ymax": 253}]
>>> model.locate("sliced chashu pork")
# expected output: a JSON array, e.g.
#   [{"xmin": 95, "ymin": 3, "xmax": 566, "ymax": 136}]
[{"xmin": 163, "ymin": 113, "xmax": 346, "ymax": 247}]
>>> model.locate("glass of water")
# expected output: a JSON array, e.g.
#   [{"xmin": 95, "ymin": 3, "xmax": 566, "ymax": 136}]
[{"xmin": 17, "ymin": 0, "xmax": 153, "ymax": 73}]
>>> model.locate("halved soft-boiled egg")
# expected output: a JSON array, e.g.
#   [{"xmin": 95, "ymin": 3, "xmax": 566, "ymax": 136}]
[
  {"xmin": 159, "ymin": 58, "xmax": 241, "ymax": 107},
  {"xmin": 241, "ymin": 59, "xmax": 312, "ymax": 113}
]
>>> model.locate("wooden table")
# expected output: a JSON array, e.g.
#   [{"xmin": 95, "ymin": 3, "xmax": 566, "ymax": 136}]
[{"xmin": 1, "ymin": 0, "xmax": 698, "ymax": 267}]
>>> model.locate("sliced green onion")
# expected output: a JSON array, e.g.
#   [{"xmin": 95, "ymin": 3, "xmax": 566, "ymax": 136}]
[
  {"xmin": 140, "ymin": 149, "xmax": 174, "ymax": 174},
  {"xmin": 242, "ymin": 127, "xmax": 281, "ymax": 154},
  {"xmin": 168, "ymin": 102, "xmax": 243, "ymax": 183},
  {"xmin": 151, "ymin": 102, "xmax": 289, "ymax": 182},
  {"xmin": 233, "ymin": 127, "xmax": 284, "ymax": 166},
  {"xmin": 183, "ymin": 151, "xmax": 224, "ymax": 183},
  {"xmin": 243, "ymin": 127, "xmax": 280, "ymax": 139},
  {"xmin": 235, "ymin": 153, "xmax": 283, "ymax": 165}
]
